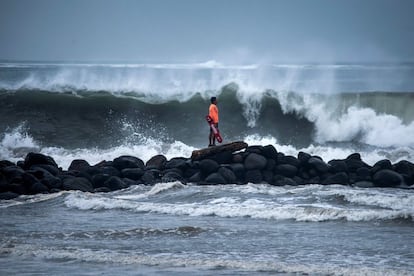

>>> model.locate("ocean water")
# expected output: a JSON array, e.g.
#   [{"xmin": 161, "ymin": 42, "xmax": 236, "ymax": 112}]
[
  {"xmin": 1, "ymin": 184, "xmax": 413, "ymax": 275},
  {"xmin": 0, "ymin": 61, "xmax": 414, "ymax": 274}
]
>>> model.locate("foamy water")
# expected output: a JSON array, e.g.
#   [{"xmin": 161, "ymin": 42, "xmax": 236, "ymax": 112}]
[
  {"xmin": 1, "ymin": 184, "xmax": 413, "ymax": 275},
  {"xmin": 1, "ymin": 62, "xmax": 414, "ymax": 275},
  {"xmin": 63, "ymin": 183, "xmax": 414, "ymax": 222}
]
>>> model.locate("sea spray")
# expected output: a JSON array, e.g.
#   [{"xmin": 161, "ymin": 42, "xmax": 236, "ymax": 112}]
[{"xmin": 1, "ymin": 62, "xmax": 414, "ymax": 193}]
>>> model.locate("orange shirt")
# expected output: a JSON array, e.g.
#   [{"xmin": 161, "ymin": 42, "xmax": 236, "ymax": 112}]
[{"xmin": 209, "ymin": 103, "xmax": 219, "ymax": 124}]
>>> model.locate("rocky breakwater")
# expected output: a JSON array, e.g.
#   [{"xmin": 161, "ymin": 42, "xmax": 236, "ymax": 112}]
[{"xmin": 1, "ymin": 141, "xmax": 413, "ymax": 199}]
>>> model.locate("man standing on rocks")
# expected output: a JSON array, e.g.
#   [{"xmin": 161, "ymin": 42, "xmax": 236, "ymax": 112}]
[{"xmin": 208, "ymin": 96, "xmax": 219, "ymax": 146}]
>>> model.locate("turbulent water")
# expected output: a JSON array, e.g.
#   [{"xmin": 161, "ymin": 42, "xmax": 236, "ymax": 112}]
[
  {"xmin": 1, "ymin": 184, "xmax": 413, "ymax": 275},
  {"xmin": 1, "ymin": 61, "xmax": 414, "ymax": 168},
  {"xmin": 1, "ymin": 61, "xmax": 414, "ymax": 274}
]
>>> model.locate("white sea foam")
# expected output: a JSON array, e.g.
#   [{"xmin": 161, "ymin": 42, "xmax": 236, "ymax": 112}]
[
  {"xmin": 0, "ymin": 125, "xmax": 40, "ymax": 161},
  {"xmin": 1, "ymin": 125, "xmax": 413, "ymax": 171},
  {"xmin": 274, "ymin": 90, "xmax": 414, "ymax": 148},
  {"xmin": 64, "ymin": 185, "xmax": 414, "ymax": 222},
  {"xmin": 242, "ymin": 134, "xmax": 414, "ymax": 165},
  {"xmin": 0, "ymin": 126, "xmax": 197, "ymax": 169},
  {"xmin": 317, "ymin": 186, "xmax": 414, "ymax": 212},
  {"xmin": 0, "ymin": 191, "xmax": 67, "ymax": 208},
  {"xmin": 0, "ymin": 61, "xmax": 264, "ymax": 102},
  {"xmin": 5, "ymin": 243, "xmax": 412, "ymax": 276},
  {"xmin": 115, "ymin": 182, "xmax": 185, "ymax": 200},
  {"xmin": 1, "ymin": 62, "xmax": 414, "ymax": 162}
]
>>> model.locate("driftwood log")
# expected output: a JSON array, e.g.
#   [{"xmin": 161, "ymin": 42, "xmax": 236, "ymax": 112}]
[{"xmin": 191, "ymin": 141, "xmax": 248, "ymax": 161}]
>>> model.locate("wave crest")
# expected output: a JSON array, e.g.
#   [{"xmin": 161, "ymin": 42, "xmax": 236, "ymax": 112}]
[{"xmin": 64, "ymin": 185, "xmax": 414, "ymax": 222}]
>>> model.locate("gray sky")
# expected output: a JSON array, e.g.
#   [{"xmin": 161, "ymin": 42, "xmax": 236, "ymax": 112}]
[{"xmin": 1, "ymin": 0, "xmax": 413, "ymax": 63}]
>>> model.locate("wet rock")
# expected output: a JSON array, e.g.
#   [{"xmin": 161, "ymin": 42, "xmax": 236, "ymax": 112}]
[
  {"xmin": 308, "ymin": 168, "xmax": 319, "ymax": 178},
  {"xmin": 356, "ymin": 167, "xmax": 371, "ymax": 182},
  {"xmin": 308, "ymin": 157, "xmax": 329, "ymax": 173},
  {"xmin": 162, "ymin": 171, "xmax": 185, "ymax": 183},
  {"xmin": 373, "ymin": 169, "xmax": 404, "ymax": 187},
  {"xmin": 347, "ymin": 153, "xmax": 361, "ymax": 160},
  {"xmin": 265, "ymin": 159, "xmax": 276, "ymax": 171},
  {"xmin": 262, "ymin": 145, "xmax": 278, "ymax": 160},
  {"xmin": 262, "ymin": 170, "xmax": 274, "ymax": 184},
  {"xmin": 62, "ymin": 177, "xmax": 94, "ymax": 192},
  {"xmin": 371, "ymin": 159, "xmax": 392, "ymax": 175},
  {"xmin": 322, "ymin": 172, "xmax": 349, "ymax": 185},
  {"xmin": 276, "ymin": 164, "xmax": 298, "ymax": 178},
  {"xmin": 165, "ymin": 157, "xmax": 188, "ymax": 170},
  {"xmin": 345, "ymin": 158, "xmax": 370, "ymax": 172},
  {"xmin": 146, "ymin": 155, "xmax": 167, "ymax": 170},
  {"xmin": 232, "ymin": 153, "xmax": 244, "ymax": 163},
  {"xmin": 0, "ymin": 191, "xmax": 19, "ymax": 200},
  {"xmin": 2, "ymin": 166, "xmax": 25, "ymax": 182},
  {"xmin": 353, "ymin": 181, "xmax": 375, "ymax": 188},
  {"xmin": 348, "ymin": 172, "xmax": 357, "ymax": 184},
  {"xmin": 24, "ymin": 152, "xmax": 58, "ymax": 169},
  {"xmin": 76, "ymin": 171, "xmax": 94, "ymax": 184},
  {"xmin": 244, "ymin": 153, "xmax": 267, "ymax": 170},
  {"xmin": 17, "ymin": 161, "xmax": 25, "ymax": 169},
  {"xmin": 0, "ymin": 160, "xmax": 15, "ymax": 169},
  {"xmin": 163, "ymin": 168, "xmax": 182, "ymax": 177},
  {"xmin": 183, "ymin": 167, "xmax": 199, "ymax": 179},
  {"xmin": 94, "ymin": 160, "xmax": 113, "ymax": 167},
  {"xmin": 112, "ymin": 156, "xmax": 145, "ymax": 170},
  {"xmin": 141, "ymin": 170, "xmax": 156, "ymax": 185},
  {"xmin": 94, "ymin": 187, "xmax": 112, "ymax": 193},
  {"xmin": 31, "ymin": 164, "xmax": 60, "ymax": 176},
  {"xmin": 22, "ymin": 172, "xmax": 41, "ymax": 188},
  {"xmin": 122, "ymin": 178, "xmax": 138, "ymax": 187},
  {"xmin": 393, "ymin": 160, "xmax": 414, "ymax": 177},
  {"xmin": 229, "ymin": 163, "xmax": 245, "ymax": 181},
  {"xmin": 59, "ymin": 171, "xmax": 77, "ymax": 179},
  {"xmin": 298, "ymin": 168, "xmax": 310, "ymax": 180},
  {"xmin": 42, "ymin": 175, "xmax": 61, "ymax": 190},
  {"xmin": 210, "ymin": 151, "xmax": 233, "ymax": 164},
  {"xmin": 293, "ymin": 176, "xmax": 305, "ymax": 185},
  {"xmin": 205, "ymin": 172, "xmax": 227, "ymax": 184},
  {"xmin": 199, "ymin": 159, "xmax": 220, "ymax": 175},
  {"xmin": 278, "ymin": 155, "xmax": 300, "ymax": 167},
  {"xmin": 104, "ymin": 176, "xmax": 127, "ymax": 191},
  {"xmin": 28, "ymin": 167, "xmax": 61, "ymax": 189},
  {"xmin": 308, "ymin": 176, "xmax": 321, "ymax": 184},
  {"xmin": 394, "ymin": 160, "xmax": 414, "ymax": 185},
  {"xmin": 82, "ymin": 167, "xmax": 101, "ymax": 177},
  {"xmin": 218, "ymin": 167, "xmax": 237, "ymax": 183},
  {"xmin": 30, "ymin": 182, "xmax": 49, "ymax": 194},
  {"xmin": 2, "ymin": 144, "xmax": 413, "ymax": 193},
  {"xmin": 328, "ymin": 160, "xmax": 348, "ymax": 173},
  {"xmin": 0, "ymin": 175, "xmax": 8, "ymax": 193},
  {"xmin": 150, "ymin": 169, "xmax": 162, "ymax": 180},
  {"xmin": 274, "ymin": 176, "xmax": 298, "ymax": 186},
  {"xmin": 99, "ymin": 166, "xmax": 121, "ymax": 177},
  {"xmin": 298, "ymin": 151, "xmax": 312, "ymax": 166},
  {"xmin": 68, "ymin": 159, "xmax": 91, "ymax": 172},
  {"xmin": 246, "ymin": 145, "xmax": 264, "ymax": 154},
  {"xmin": 245, "ymin": 169, "xmax": 263, "ymax": 183},
  {"xmin": 121, "ymin": 168, "xmax": 145, "ymax": 180},
  {"xmin": 188, "ymin": 172, "xmax": 202, "ymax": 183},
  {"xmin": 8, "ymin": 183, "xmax": 27, "ymax": 195},
  {"xmin": 92, "ymin": 174, "xmax": 111, "ymax": 188}
]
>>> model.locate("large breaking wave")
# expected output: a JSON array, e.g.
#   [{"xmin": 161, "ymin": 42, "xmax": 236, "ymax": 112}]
[{"xmin": 0, "ymin": 62, "xmax": 413, "ymax": 167}]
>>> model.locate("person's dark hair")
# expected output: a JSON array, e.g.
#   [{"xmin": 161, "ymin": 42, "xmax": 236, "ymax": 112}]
[{"xmin": 210, "ymin": 96, "xmax": 217, "ymax": 103}]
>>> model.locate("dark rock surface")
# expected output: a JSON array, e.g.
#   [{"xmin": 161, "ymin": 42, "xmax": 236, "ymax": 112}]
[
  {"xmin": 0, "ymin": 143, "xmax": 413, "ymax": 199},
  {"xmin": 62, "ymin": 177, "xmax": 94, "ymax": 192},
  {"xmin": 244, "ymin": 153, "xmax": 267, "ymax": 170}
]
